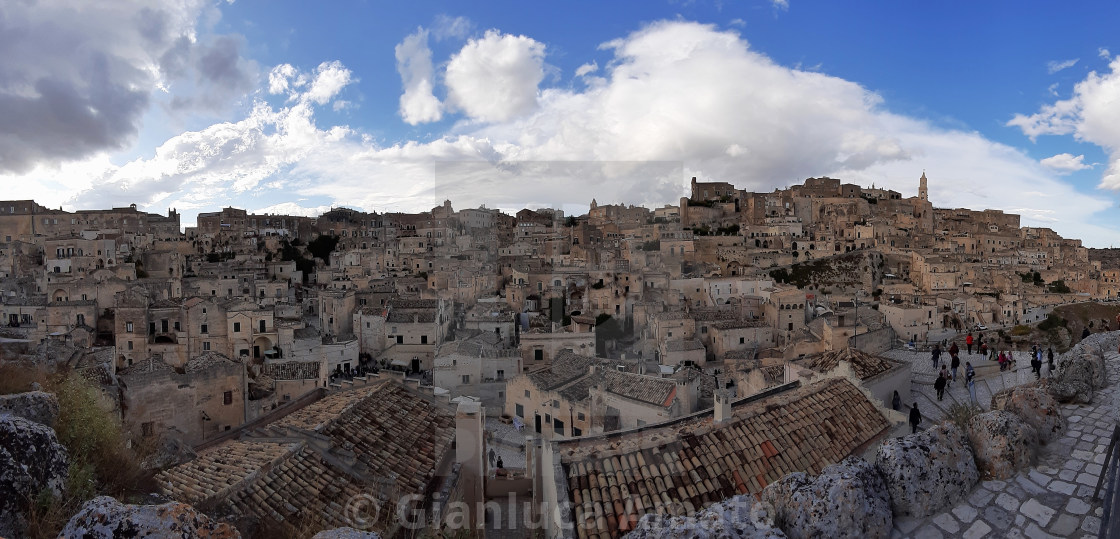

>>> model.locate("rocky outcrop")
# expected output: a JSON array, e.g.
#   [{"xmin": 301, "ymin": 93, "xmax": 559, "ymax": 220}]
[
  {"xmin": 1050, "ymin": 332, "xmax": 1114, "ymax": 403},
  {"xmin": 991, "ymin": 386, "xmax": 1064, "ymax": 443},
  {"xmin": 141, "ymin": 431, "xmax": 198, "ymax": 471},
  {"xmin": 875, "ymin": 422, "xmax": 978, "ymax": 518},
  {"xmin": 626, "ymin": 495, "xmax": 786, "ymax": 539},
  {"xmin": 0, "ymin": 414, "xmax": 70, "ymax": 538},
  {"xmin": 760, "ymin": 456, "xmax": 892, "ymax": 539},
  {"xmin": 0, "ymin": 391, "xmax": 60, "ymax": 428},
  {"xmin": 311, "ymin": 528, "xmax": 384, "ymax": 539},
  {"xmin": 967, "ymin": 411, "xmax": 1038, "ymax": 480},
  {"xmin": 60, "ymin": 496, "xmax": 241, "ymax": 538}
]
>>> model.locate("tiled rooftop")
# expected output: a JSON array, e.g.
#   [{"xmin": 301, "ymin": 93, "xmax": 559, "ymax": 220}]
[
  {"xmin": 161, "ymin": 381, "xmax": 455, "ymax": 537},
  {"xmin": 527, "ymin": 350, "xmax": 599, "ymax": 389},
  {"xmin": 801, "ymin": 347, "xmax": 898, "ymax": 380},
  {"xmin": 156, "ymin": 441, "xmax": 291, "ymax": 505},
  {"xmin": 559, "ymin": 378, "xmax": 888, "ymax": 538},
  {"xmin": 262, "ymin": 361, "xmax": 321, "ymax": 380}
]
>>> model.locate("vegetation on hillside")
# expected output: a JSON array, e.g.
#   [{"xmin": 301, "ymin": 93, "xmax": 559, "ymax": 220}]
[{"xmin": 0, "ymin": 365, "xmax": 151, "ymax": 538}]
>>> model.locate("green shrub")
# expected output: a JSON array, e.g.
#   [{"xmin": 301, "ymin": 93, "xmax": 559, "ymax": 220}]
[{"xmin": 1011, "ymin": 325, "xmax": 1032, "ymax": 336}]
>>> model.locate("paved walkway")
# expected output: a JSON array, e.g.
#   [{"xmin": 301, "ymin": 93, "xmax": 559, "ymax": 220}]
[
  {"xmin": 880, "ymin": 347, "xmax": 1118, "ymax": 538},
  {"xmin": 883, "ymin": 348, "xmax": 1054, "ymax": 423},
  {"xmin": 485, "ymin": 417, "xmax": 528, "ymax": 470}
]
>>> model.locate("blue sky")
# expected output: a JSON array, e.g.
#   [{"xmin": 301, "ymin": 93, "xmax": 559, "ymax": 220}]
[{"xmin": 4, "ymin": 0, "xmax": 1120, "ymax": 246}]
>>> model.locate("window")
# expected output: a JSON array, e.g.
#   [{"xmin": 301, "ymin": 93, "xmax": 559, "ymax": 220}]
[
  {"xmin": 223, "ymin": 391, "xmax": 233, "ymax": 405},
  {"xmin": 497, "ymin": 370, "xmax": 504, "ymax": 380},
  {"xmin": 534, "ymin": 349, "xmax": 543, "ymax": 361},
  {"xmin": 174, "ymin": 322, "xmax": 180, "ymax": 331},
  {"xmin": 462, "ymin": 375, "xmax": 470, "ymax": 384},
  {"xmin": 127, "ymin": 341, "xmax": 133, "ymax": 350},
  {"xmin": 577, "ymin": 412, "xmax": 585, "ymax": 421},
  {"xmin": 141, "ymin": 422, "xmax": 154, "ymax": 437},
  {"xmin": 126, "ymin": 322, "xmax": 133, "ymax": 332},
  {"xmin": 234, "ymin": 322, "xmax": 241, "ymax": 332},
  {"xmin": 573, "ymin": 427, "xmax": 582, "ymax": 437},
  {"xmin": 201, "ymin": 324, "xmax": 208, "ymax": 334},
  {"xmin": 203, "ymin": 341, "xmax": 211, "ymax": 351},
  {"xmin": 524, "ymin": 390, "xmax": 531, "ymax": 398},
  {"xmin": 515, "ymin": 404, "xmax": 524, "ymax": 418},
  {"xmin": 260, "ymin": 320, "xmax": 266, "ymax": 332},
  {"xmin": 740, "ymin": 337, "xmax": 745, "ymax": 344},
  {"xmin": 396, "ymin": 335, "xmax": 403, "ymax": 344},
  {"xmin": 421, "ymin": 335, "xmax": 428, "ymax": 344}
]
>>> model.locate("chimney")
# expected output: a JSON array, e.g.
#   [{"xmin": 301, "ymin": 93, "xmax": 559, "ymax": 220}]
[
  {"xmin": 714, "ymin": 389, "xmax": 733, "ymax": 423},
  {"xmin": 454, "ymin": 400, "xmax": 485, "ymax": 528}
]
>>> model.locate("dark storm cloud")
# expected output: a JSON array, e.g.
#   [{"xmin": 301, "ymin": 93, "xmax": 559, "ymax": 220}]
[{"xmin": 0, "ymin": 1, "xmax": 255, "ymax": 174}]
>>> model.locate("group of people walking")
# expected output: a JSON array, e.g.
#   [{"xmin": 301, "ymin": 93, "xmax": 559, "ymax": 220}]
[
  {"xmin": 899, "ymin": 332, "xmax": 1068, "ymax": 435},
  {"xmin": 930, "ymin": 334, "xmax": 1057, "ymax": 405}
]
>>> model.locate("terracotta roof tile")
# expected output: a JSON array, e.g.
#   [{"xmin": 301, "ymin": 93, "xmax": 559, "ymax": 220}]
[{"xmin": 559, "ymin": 378, "xmax": 888, "ymax": 538}]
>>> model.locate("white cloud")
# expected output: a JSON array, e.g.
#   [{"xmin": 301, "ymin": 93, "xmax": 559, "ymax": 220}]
[
  {"xmin": 304, "ymin": 61, "xmax": 352, "ymax": 105},
  {"xmin": 1009, "ymin": 57, "xmax": 1120, "ymax": 190},
  {"xmin": 11, "ymin": 20, "xmax": 1120, "ymax": 247},
  {"xmin": 575, "ymin": 62, "xmax": 599, "ymax": 77},
  {"xmin": 772, "ymin": 0, "xmax": 790, "ymax": 11},
  {"xmin": 1101, "ymin": 48, "xmax": 1112, "ymax": 60},
  {"xmin": 0, "ymin": 0, "xmax": 255, "ymax": 173},
  {"xmin": 432, "ymin": 15, "xmax": 472, "ymax": 41},
  {"xmin": 444, "ymin": 30, "xmax": 546, "ymax": 123},
  {"xmin": 394, "ymin": 28, "xmax": 443, "ymax": 125},
  {"xmin": 1040, "ymin": 153, "xmax": 1091, "ymax": 173},
  {"xmin": 253, "ymin": 202, "xmax": 333, "ymax": 217},
  {"xmin": 1047, "ymin": 58, "xmax": 1079, "ymax": 74}
]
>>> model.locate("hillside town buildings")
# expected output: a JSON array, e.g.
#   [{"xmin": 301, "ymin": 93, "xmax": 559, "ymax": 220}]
[{"xmin": 0, "ymin": 172, "xmax": 1112, "ymax": 536}]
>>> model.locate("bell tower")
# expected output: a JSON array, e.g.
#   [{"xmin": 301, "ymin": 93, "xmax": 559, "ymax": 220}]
[{"xmin": 919, "ymin": 171, "xmax": 928, "ymax": 201}]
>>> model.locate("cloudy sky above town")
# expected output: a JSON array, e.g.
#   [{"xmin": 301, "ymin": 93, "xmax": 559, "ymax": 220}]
[{"xmin": 4, "ymin": 0, "xmax": 1120, "ymax": 246}]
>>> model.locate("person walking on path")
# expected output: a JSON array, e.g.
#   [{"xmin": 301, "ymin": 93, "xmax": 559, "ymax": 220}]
[
  {"xmin": 934, "ymin": 371, "xmax": 947, "ymax": 401},
  {"xmin": 979, "ymin": 342, "xmax": 988, "ymax": 358},
  {"xmin": 966, "ymin": 362, "xmax": 977, "ymax": 405},
  {"xmin": 966, "ymin": 333, "xmax": 974, "ymax": 354},
  {"xmin": 892, "ymin": 390, "xmax": 901, "ymax": 411},
  {"xmin": 998, "ymin": 351, "xmax": 1007, "ymax": 371},
  {"xmin": 931, "ymin": 344, "xmax": 941, "ymax": 370},
  {"xmin": 488, "ymin": 447, "xmax": 496, "ymax": 468},
  {"xmin": 909, "ymin": 402, "xmax": 922, "ymax": 433},
  {"xmin": 948, "ymin": 341, "xmax": 959, "ymax": 357},
  {"xmin": 950, "ymin": 353, "xmax": 960, "ymax": 383}
]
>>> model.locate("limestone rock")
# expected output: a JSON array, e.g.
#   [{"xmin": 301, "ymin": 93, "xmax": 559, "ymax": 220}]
[
  {"xmin": 312, "ymin": 527, "xmax": 384, "ymax": 539},
  {"xmin": 625, "ymin": 495, "xmax": 786, "ymax": 539},
  {"xmin": 991, "ymin": 386, "xmax": 1064, "ymax": 443},
  {"xmin": 759, "ymin": 456, "xmax": 891, "ymax": 539},
  {"xmin": 875, "ymin": 422, "xmax": 979, "ymax": 518},
  {"xmin": 60, "ymin": 496, "xmax": 241, "ymax": 538},
  {"xmin": 141, "ymin": 431, "xmax": 198, "ymax": 471},
  {"xmin": 967, "ymin": 411, "xmax": 1038, "ymax": 480},
  {"xmin": 0, "ymin": 391, "xmax": 60, "ymax": 428},
  {"xmin": 1050, "ymin": 332, "xmax": 1114, "ymax": 404},
  {"xmin": 0, "ymin": 414, "xmax": 70, "ymax": 538}
]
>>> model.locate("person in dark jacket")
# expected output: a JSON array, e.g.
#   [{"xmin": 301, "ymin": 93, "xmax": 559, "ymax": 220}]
[
  {"xmin": 909, "ymin": 402, "xmax": 922, "ymax": 433},
  {"xmin": 1048, "ymin": 346, "xmax": 1055, "ymax": 374},
  {"xmin": 950, "ymin": 354, "xmax": 960, "ymax": 382},
  {"xmin": 892, "ymin": 390, "xmax": 901, "ymax": 411},
  {"xmin": 931, "ymin": 344, "xmax": 941, "ymax": 370},
  {"xmin": 934, "ymin": 372, "xmax": 947, "ymax": 401}
]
